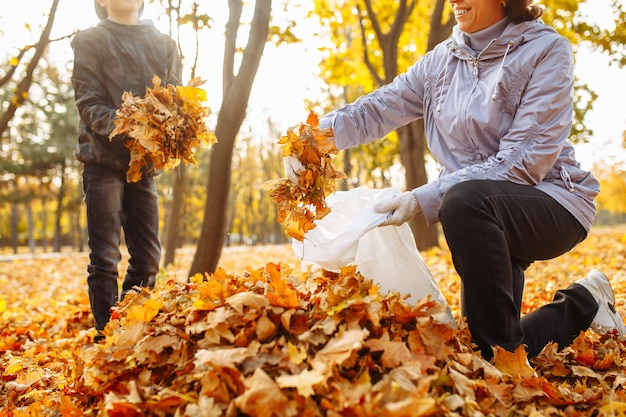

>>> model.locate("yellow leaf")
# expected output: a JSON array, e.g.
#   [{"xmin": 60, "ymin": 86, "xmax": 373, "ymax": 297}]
[
  {"xmin": 125, "ymin": 298, "xmax": 163, "ymax": 323},
  {"xmin": 4, "ymin": 357, "xmax": 24, "ymax": 375},
  {"xmin": 287, "ymin": 341, "xmax": 307, "ymax": 365},
  {"xmin": 276, "ymin": 369, "xmax": 325, "ymax": 398}
]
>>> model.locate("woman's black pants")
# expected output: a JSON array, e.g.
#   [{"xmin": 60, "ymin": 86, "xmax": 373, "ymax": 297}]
[{"xmin": 439, "ymin": 180, "xmax": 598, "ymax": 359}]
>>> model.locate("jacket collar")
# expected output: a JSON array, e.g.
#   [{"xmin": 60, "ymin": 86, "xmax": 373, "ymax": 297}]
[{"xmin": 446, "ymin": 18, "xmax": 553, "ymax": 60}]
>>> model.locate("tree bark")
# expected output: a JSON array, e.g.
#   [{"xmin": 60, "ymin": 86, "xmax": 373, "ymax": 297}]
[
  {"xmin": 189, "ymin": 0, "xmax": 271, "ymax": 276},
  {"xmin": 397, "ymin": 121, "xmax": 439, "ymax": 249},
  {"xmin": 163, "ymin": 163, "xmax": 186, "ymax": 266},
  {"xmin": 53, "ymin": 162, "xmax": 66, "ymax": 253}
]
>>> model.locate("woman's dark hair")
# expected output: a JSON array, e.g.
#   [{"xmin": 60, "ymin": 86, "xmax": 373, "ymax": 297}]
[{"xmin": 504, "ymin": 0, "xmax": 544, "ymax": 23}]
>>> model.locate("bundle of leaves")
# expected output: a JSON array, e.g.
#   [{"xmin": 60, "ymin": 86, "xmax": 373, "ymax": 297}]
[
  {"xmin": 63, "ymin": 263, "xmax": 626, "ymax": 417},
  {"xmin": 264, "ymin": 111, "xmax": 346, "ymax": 241},
  {"xmin": 110, "ymin": 75, "xmax": 217, "ymax": 183}
]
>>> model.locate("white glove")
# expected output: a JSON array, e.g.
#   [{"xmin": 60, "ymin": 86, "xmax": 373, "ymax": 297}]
[
  {"xmin": 283, "ymin": 154, "xmax": 305, "ymax": 183},
  {"xmin": 374, "ymin": 191, "xmax": 421, "ymax": 226}
]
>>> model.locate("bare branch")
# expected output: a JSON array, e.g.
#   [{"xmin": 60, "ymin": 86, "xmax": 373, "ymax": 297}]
[{"xmin": 0, "ymin": 0, "xmax": 60, "ymax": 139}]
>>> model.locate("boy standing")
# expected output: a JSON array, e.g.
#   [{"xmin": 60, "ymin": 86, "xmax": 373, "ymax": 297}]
[{"xmin": 71, "ymin": 0, "xmax": 182, "ymax": 342}]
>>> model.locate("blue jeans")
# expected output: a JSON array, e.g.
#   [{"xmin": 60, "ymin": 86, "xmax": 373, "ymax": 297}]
[
  {"xmin": 439, "ymin": 180, "xmax": 596, "ymax": 359},
  {"xmin": 82, "ymin": 164, "xmax": 161, "ymax": 330}
]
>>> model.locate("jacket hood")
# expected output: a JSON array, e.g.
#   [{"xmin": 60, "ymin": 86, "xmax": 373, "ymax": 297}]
[
  {"xmin": 449, "ymin": 19, "xmax": 556, "ymax": 59},
  {"xmin": 439, "ymin": 19, "xmax": 558, "ymax": 102}
]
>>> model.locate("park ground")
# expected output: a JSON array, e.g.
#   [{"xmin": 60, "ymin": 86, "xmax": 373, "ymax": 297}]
[{"xmin": 2, "ymin": 225, "xmax": 626, "ymax": 415}]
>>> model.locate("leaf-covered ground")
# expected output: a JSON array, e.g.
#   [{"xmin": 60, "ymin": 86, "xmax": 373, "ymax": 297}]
[{"xmin": 2, "ymin": 225, "xmax": 626, "ymax": 416}]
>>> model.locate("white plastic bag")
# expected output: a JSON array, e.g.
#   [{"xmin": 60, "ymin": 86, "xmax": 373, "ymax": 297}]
[{"xmin": 292, "ymin": 186, "xmax": 454, "ymax": 325}]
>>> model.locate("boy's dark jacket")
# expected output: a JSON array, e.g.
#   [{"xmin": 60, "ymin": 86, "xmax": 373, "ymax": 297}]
[{"xmin": 71, "ymin": 19, "xmax": 182, "ymax": 172}]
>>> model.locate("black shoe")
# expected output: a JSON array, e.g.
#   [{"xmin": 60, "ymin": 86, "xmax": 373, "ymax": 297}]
[{"xmin": 94, "ymin": 330, "xmax": 106, "ymax": 344}]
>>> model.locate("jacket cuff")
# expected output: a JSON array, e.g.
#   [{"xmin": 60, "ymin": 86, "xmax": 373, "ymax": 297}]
[{"xmin": 412, "ymin": 182, "xmax": 442, "ymax": 226}]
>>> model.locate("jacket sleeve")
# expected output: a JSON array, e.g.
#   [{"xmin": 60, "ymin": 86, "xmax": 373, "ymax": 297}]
[
  {"xmin": 415, "ymin": 36, "xmax": 574, "ymax": 225},
  {"xmin": 320, "ymin": 59, "xmax": 426, "ymax": 150},
  {"xmin": 71, "ymin": 31, "xmax": 119, "ymax": 142},
  {"xmin": 166, "ymin": 37, "xmax": 183, "ymax": 87}
]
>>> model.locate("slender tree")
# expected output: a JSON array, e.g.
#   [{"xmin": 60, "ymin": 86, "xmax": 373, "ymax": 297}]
[
  {"xmin": 161, "ymin": 0, "xmax": 213, "ymax": 266},
  {"xmin": 189, "ymin": 0, "xmax": 272, "ymax": 275}
]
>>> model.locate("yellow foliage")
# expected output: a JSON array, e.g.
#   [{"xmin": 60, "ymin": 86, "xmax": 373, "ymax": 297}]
[{"xmin": 592, "ymin": 163, "xmax": 626, "ymax": 214}]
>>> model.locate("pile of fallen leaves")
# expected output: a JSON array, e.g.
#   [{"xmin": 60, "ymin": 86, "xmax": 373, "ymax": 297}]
[
  {"xmin": 263, "ymin": 111, "xmax": 346, "ymax": 241},
  {"xmin": 110, "ymin": 75, "xmax": 217, "ymax": 183},
  {"xmin": 2, "ymin": 228, "xmax": 626, "ymax": 416}
]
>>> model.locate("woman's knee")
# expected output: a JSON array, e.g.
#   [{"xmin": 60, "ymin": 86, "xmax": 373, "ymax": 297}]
[{"xmin": 440, "ymin": 181, "xmax": 483, "ymax": 223}]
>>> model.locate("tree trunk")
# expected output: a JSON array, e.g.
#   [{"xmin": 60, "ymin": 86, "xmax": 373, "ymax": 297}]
[
  {"xmin": 41, "ymin": 196, "xmax": 48, "ymax": 253},
  {"xmin": 340, "ymin": 149, "xmax": 352, "ymax": 191},
  {"xmin": 397, "ymin": 120, "xmax": 439, "ymax": 250},
  {"xmin": 189, "ymin": 0, "xmax": 271, "ymax": 276},
  {"xmin": 11, "ymin": 203, "xmax": 19, "ymax": 254},
  {"xmin": 27, "ymin": 204, "xmax": 35, "ymax": 254},
  {"xmin": 54, "ymin": 166, "xmax": 66, "ymax": 252},
  {"xmin": 356, "ymin": 0, "xmax": 442, "ymax": 250},
  {"xmin": 163, "ymin": 163, "xmax": 186, "ymax": 266}
]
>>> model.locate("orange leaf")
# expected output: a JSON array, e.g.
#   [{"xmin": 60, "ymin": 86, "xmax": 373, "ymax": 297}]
[
  {"xmin": 264, "ymin": 263, "xmax": 300, "ymax": 308},
  {"xmin": 492, "ymin": 344, "xmax": 535, "ymax": 378}
]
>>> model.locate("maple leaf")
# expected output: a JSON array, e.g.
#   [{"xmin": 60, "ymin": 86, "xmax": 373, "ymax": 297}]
[
  {"xmin": 408, "ymin": 318, "xmax": 456, "ymax": 360},
  {"xmin": 286, "ymin": 341, "xmax": 307, "ymax": 365},
  {"xmin": 110, "ymin": 75, "xmax": 217, "ymax": 182},
  {"xmin": 311, "ymin": 328, "xmax": 369, "ymax": 375},
  {"xmin": 492, "ymin": 345, "xmax": 536, "ymax": 379},
  {"xmin": 234, "ymin": 368, "xmax": 296, "ymax": 417},
  {"xmin": 276, "ymin": 369, "xmax": 325, "ymax": 398},
  {"xmin": 449, "ymin": 367, "xmax": 479, "ymax": 402},
  {"xmin": 255, "ymin": 313, "xmax": 278, "ymax": 342},
  {"xmin": 382, "ymin": 396, "xmax": 437, "ymax": 417},
  {"xmin": 134, "ymin": 334, "xmax": 183, "ymax": 365},
  {"xmin": 365, "ymin": 333, "xmax": 412, "ymax": 368},
  {"xmin": 195, "ymin": 341, "xmax": 260, "ymax": 370},
  {"xmin": 124, "ymin": 298, "xmax": 163, "ymax": 323},
  {"xmin": 264, "ymin": 263, "xmax": 300, "ymax": 308}
]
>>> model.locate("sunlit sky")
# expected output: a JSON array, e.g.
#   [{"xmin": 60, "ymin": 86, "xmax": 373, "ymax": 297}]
[{"xmin": 2, "ymin": 0, "xmax": 625, "ymax": 170}]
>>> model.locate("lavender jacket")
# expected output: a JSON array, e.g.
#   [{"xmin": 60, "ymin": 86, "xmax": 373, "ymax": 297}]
[{"xmin": 321, "ymin": 19, "xmax": 598, "ymax": 230}]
